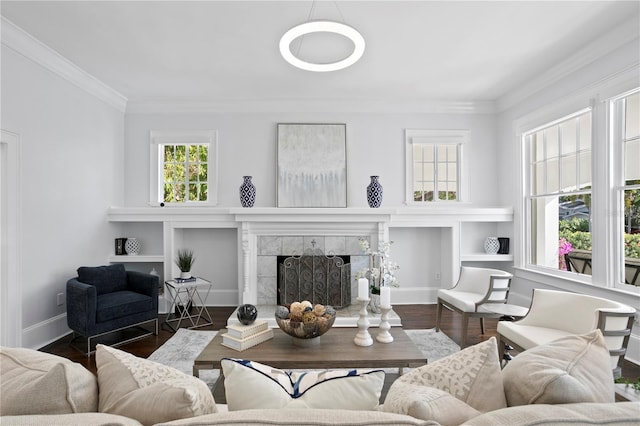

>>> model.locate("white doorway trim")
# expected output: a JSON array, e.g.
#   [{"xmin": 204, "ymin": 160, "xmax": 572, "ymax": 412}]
[{"xmin": 1, "ymin": 130, "xmax": 22, "ymax": 347}]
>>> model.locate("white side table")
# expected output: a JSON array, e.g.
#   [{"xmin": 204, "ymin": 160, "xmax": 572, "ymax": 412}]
[{"xmin": 164, "ymin": 277, "xmax": 214, "ymax": 332}]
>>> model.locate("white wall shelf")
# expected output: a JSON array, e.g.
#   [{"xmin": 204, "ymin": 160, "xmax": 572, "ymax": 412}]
[
  {"xmin": 108, "ymin": 255, "xmax": 164, "ymax": 263},
  {"xmin": 107, "ymin": 205, "xmax": 514, "ymax": 305},
  {"xmin": 461, "ymin": 254, "xmax": 514, "ymax": 262}
]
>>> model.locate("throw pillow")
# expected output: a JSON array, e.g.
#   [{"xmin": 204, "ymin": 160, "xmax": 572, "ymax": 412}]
[
  {"xmin": 0, "ymin": 346, "xmax": 98, "ymax": 415},
  {"xmin": 96, "ymin": 344, "xmax": 216, "ymax": 426},
  {"xmin": 502, "ymin": 329, "xmax": 615, "ymax": 406},
  {"xmin": 220, "ymin": 358, "xmax": 385, "ymax": 411},
  {"xmin": 383, "ymin": 381, "xmax": 480, "ymax": 425},
  {"xmin": 384, "ymin": 336, "xmax": 506, "ymax": 417},
  {"xmin": 77, "ymin": 263, "xmax": 127, "ymax": 295}
]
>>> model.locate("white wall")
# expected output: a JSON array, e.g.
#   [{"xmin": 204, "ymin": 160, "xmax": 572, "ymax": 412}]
[
  {"xmin": 123, "ymin": 111, "xmax": 499, "ymax": 298},
  {"xmin": 124, "ymin": 112, "xmax": 499, "ymax": 208},
  {"xmin": 1, "ymin": 45, "xmax": 125, "ymax": 348}
]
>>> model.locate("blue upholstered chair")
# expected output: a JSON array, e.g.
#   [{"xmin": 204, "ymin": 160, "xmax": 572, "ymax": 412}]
[{"xmin": 66, "ymin": 263, "xmax": 159, "ymax": 355}]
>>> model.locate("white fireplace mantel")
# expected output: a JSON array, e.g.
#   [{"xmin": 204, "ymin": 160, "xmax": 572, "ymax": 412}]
[{"xmin": 108, "ymin": 206, "xmax": 514, "ymax": 306}]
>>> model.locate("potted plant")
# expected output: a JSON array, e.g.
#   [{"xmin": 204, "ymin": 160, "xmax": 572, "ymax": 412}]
[{"xmin": 175, "ymin": 249, "xmax": 195, "ymax": 279}]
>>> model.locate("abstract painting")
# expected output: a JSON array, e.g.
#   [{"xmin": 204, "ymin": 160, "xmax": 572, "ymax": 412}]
[{"xmin": 277, "ymin": 124, "xmax": 347, "ymax": 207}]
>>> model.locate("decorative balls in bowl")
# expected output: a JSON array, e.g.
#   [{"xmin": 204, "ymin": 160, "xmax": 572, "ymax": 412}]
[{"xmin": 275, "ymin": 301, "xmax": 336, "ymax": 340}]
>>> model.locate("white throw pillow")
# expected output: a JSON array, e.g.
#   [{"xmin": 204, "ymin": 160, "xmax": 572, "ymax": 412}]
[
  {"xmin": 221, "ymin": 358, "xmax": 385, "ymax": 411},
  {"xmin": 0, "ymin": 346, "xmax": 98, "ymax": 415},
  {"xmin": 502, "ymin": 329, "xmax": 615, "ymax": 406},
  {"xmin": 96, "ymin": 344, "xmax": 216, "ymax": 426}
]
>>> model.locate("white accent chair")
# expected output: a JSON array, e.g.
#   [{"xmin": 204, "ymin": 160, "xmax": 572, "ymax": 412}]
[
  {"xmin": 497, "ymin": 288, "xmax": 636, "ymax": 378},
  {"xmin": 436, "ymin": 266, "xmax": 513, "ymax": 348}
]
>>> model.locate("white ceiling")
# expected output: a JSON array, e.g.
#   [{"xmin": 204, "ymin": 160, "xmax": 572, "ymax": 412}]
[{"xmin": 2, "ymin": 1, "xmax": 639, "ymax": 109}]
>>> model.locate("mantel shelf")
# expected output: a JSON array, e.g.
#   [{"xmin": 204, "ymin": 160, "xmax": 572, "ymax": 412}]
[{"xmin": 108, "ymin": 206, "xmax": 514, "ymax": 224}]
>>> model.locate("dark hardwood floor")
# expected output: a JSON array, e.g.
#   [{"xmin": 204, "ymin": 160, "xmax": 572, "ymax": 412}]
[{"xmin": 40, "ymin": 304, "xmax": 639, "ymax": 380}]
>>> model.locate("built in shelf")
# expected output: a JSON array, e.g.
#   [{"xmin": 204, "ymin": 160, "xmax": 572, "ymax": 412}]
[
  {"xmin": 461, "ymin": 254, "xmax": 514, "ymax": 262},
  {"xmin": 108, "ymin": 255, "xmax": 164, "ymax": 263}
]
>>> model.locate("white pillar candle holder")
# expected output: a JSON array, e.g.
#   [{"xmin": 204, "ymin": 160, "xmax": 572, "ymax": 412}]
[
  {"xmin": 376, "ymin": 306, "xmax": 394, "ymax": 343},
  {"xmin": 354, "ymin": 297, "xmax": 373, "ymax": 347}
]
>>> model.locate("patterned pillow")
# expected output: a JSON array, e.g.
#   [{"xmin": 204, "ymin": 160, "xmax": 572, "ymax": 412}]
[
  {"xmin": 96, "ymin": 344, "xmax": 216, "ymax": 425},
  {"xmin": 502, "ymin": 330, "xmax": 615, "ymax": 406},
  {"xmin": 221, "ymin": 358, "xmax": 385, "ymax": 411},
  {"xmin": 384, "ymin": 336, "xmax": 506, "ymax": 420}
]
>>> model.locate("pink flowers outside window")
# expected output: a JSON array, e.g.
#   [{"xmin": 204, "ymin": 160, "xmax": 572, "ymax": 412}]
[{"xmin": 559, "ymin": 238, "xmax": 574, "ymax": 270}]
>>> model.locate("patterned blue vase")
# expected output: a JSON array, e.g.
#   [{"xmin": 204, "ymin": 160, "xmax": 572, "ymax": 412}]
[
  {"xmin": 239, "ymin": 176, "xmax": 256, "ymax": 208},
  {"xmin": 367, "ymin": 176, "xmax": 383, "ymax": 208}
]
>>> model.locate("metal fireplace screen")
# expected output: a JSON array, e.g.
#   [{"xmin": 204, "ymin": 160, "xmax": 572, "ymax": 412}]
[{"xmin": 277, "ymin": 254, "xmax": 351, "ymax": 308}]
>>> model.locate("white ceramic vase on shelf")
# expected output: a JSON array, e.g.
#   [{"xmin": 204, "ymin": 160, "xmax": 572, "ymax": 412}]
[
  {"xmin": 484, "ymin": 237, "xmax": 500, "ymax": 254},
  {"xmin": 124, "ymin": 237, "xmax": 141, "ymax": 255}
]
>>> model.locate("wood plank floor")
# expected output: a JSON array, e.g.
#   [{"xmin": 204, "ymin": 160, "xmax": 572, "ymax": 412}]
[{"xmin": 40, "ymin": 304, "xmax": 639, "ymax": 380}]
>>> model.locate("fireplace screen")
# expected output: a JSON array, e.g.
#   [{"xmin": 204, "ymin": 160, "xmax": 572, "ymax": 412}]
[{"xmin": 277, "ymin": 254, "xmax": 351, "ymax": 308}]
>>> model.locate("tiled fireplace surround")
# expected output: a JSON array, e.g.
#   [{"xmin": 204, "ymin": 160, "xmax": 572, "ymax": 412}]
[{"xmin": 255, "ymin": 235, "xmax": 369, "ymax": 306}]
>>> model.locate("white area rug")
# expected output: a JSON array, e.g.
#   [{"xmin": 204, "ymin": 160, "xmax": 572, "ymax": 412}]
[{"xmin": 148, "ymin": 328, "xmax": 460, "ymax": 391}]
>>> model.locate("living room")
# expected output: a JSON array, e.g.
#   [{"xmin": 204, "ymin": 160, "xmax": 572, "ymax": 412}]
[{"xmin": 1, "ymin": 0, "xmax": 639, "ymax": 379}]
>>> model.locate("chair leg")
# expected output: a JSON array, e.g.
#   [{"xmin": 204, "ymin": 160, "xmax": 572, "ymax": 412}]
[
  {"xmin": 480, "ymin": 317, "xmax": 486, "ymax": 334},
  {"xmin": 435, "ymin": 301, "xmax": 443, "ymax": 332},
  {"xmin": 461, "ymin": 313, "xmax": 469, "ymax": 348}
]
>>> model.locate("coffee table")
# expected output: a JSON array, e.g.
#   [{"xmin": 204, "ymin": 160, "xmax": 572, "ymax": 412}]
[{"xmin": 194, "ymin": 327, "xmax": 427, "ymax": 403}]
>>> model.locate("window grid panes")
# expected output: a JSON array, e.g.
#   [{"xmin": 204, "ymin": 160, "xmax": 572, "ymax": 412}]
[
  {"xmin": 413, "ymin": 143, "xmax": 458, "ymax": 202},
  {"xmin": 617, "ymin": 90, "xmax": 640, "ymax": 286},
  {"xmin": 162, "ymin": 143, "xmax": 209, "ymax": 203},
  {"xmin": 526, "ymin": 110, "xmax": 592, "ymax": 275}
]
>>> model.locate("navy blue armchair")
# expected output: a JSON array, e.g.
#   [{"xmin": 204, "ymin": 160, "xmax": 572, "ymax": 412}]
[{"xmin": 66, "ymin": 263, "xmax": 158, "ymax": 355}]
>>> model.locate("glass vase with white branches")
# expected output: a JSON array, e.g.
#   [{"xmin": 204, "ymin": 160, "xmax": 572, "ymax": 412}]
[{"xmin": 356, "ymin": 239, "xmax": 399, "ymax": 295}]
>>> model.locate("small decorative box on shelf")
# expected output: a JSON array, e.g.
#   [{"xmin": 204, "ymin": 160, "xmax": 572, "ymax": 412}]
[{"xmin": 221, "ymin": 320, "xmax": 273, "ymax": 351}]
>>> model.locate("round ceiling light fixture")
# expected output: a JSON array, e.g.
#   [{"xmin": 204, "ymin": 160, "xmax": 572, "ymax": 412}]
[{"xmin": 279, "ymin": 20, "xmax": 365, "ymax": 72}]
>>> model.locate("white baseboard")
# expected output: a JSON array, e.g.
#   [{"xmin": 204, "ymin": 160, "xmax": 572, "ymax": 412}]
[{"xmin": 22, "ymin": 313, "xmax": 70, "ymax": 350}]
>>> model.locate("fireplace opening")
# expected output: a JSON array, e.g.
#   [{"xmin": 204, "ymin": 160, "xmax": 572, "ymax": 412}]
[{"xmin": 277, "ymin": 254, "xmax": 351, "ymax": 309}]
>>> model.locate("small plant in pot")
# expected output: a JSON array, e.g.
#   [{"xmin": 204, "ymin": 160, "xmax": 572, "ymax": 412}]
[{"xmin": 175, "ymin": 249, "xmax": 195, "ymax": 279}]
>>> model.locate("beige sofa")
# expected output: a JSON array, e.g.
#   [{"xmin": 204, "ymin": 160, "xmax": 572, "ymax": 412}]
[{"xmin": 1, "ymin": 330, "xmax": 638, "ymax": 426}]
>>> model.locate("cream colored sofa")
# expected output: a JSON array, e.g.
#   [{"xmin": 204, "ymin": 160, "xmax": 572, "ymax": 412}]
[{"xmin": 1, "ymin": 330, "xmax": 638, "ymax": 426}]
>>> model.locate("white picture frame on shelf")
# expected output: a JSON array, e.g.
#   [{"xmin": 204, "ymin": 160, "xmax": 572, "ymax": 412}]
[{"xmin": 277, "ymin": 123, "xmax": 347, "ymax": 208}]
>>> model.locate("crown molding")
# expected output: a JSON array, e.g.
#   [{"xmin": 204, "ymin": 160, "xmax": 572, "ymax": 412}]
[
  {"xmin": 125, "ymin": 98, "xmax": 496, "ymax": 115},
  {"xmin": 1, "ymin": 17, "xmax": 128, "ymax": 112},
  {"xmin": 497, "ymin": 16, "xmax": 639, "ymax": 112}
]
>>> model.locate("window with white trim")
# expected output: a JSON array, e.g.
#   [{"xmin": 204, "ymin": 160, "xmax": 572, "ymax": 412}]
[
  {"xmin": 149, "ymin": 130, "xmax": 218, "ymax": 206},
  {"xmin": 524, "ymin": 110, "xmax": 592, "ymax": 276},
  {"xmin": 405, "ymin": 130, "xmax": 468, "ymax": 203},
  {"xmin": 611, "ymin": 89, "xmax": 640, "ymax": 288}
]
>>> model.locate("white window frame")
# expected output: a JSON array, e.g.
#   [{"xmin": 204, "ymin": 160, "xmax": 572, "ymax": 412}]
[
  {"xmin": 610, "ymin": 87, "xmax": 640, "ymax": 291},
  {"xmin": 149, "ymin": 130, "xmax": 218, "ymax": 206},
  {"xmin": 514, "ymin": 67, "xmax": 640, "ymax": 297},
  {"xmin": 522, "ymin": 108, "xmax": 592, "ymax": 281},
  {"xmin": 405, "ymin": 129, "xmax": 469, "ymax": 205}
]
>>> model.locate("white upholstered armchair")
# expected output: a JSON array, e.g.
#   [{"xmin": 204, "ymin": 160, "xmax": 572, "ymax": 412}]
[
  {"xmin": 436, "ymin": 266, "xmax": 513, "ymax": 348},
  {"xmin": 497, "ymin": 288, "xmax": 636, "ymax": 378}
]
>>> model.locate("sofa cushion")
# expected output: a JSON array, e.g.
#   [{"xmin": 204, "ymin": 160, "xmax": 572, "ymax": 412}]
[
  {"xmin": 221, "ymin": 358, "xmax": 385, "ymax": 411},
  {"xmin": 384, "ymin": 336, "xmax": 506, "ymax": 418},
  {"xmin": 0, "ymin": 413, "xmax": 144, "ymax": 426},
  {"xmin": 96, "ymin": 344, "xmax": 216, "ymax": 426},
  {"xmin": 77, "ymin": 264, "xmax": 127, "ymax": 295},
  {"xmin": 502, "ymin": 329, "xmax": 615, "ymax": 406},
  {"xmin": 154, "ymin": 408, "xmax": 439, "ymax": 425},
  {"xmin": 463, "ymin": 401, "xmax": 640, "ymax": 425},
  {"xmin": 0, "ymin": 346, "xmax": 98, "ymax": 415}
]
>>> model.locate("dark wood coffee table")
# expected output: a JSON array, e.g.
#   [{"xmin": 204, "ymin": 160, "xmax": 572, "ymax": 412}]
[{"xmin": 194, "ymin": 327, "xmax": 427, "ymax": 403}]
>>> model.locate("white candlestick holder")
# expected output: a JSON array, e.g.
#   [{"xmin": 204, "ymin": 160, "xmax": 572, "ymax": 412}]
[
  {"xmin": 376, "ymin": 306, "xmax": 394, "ymax": 343},
  {"xmin": 354, "ymin": 297, "xmax": 373, "ymax": 347}
]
